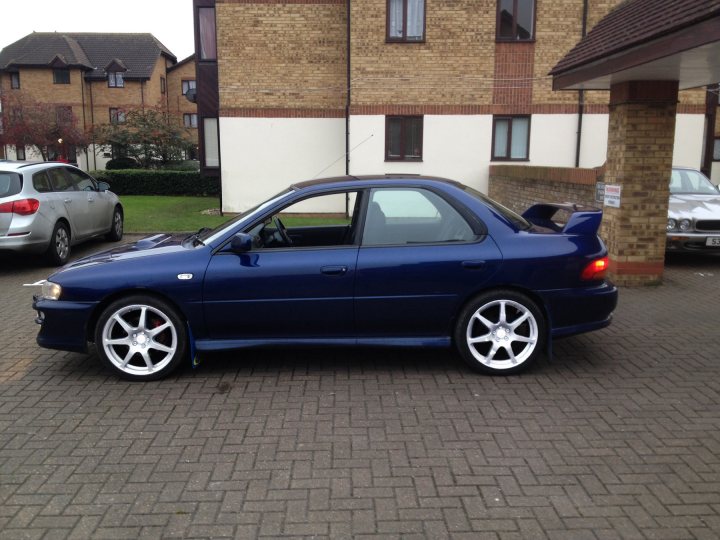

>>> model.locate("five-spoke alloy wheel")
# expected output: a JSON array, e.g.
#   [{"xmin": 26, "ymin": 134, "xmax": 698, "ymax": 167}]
[
  {"xmin": 455, "ymin": 290, "xmax": 545, "ymax": 375},
  {"xmin": 95, "ymin": 295, "xmax": 187, "ymax": 381}
]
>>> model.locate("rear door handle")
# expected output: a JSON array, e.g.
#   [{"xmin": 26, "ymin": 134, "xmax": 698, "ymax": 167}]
[
  {"xmin": 321, "ymin": 265, "xmax": 348, "ymax": 276},
  {"xmin": 64, "ymin": 198, "xmax": 72, "ymax": 204},
  {"xmin": 462, "ymin": 260, "xmax": 486, "ymax": 270}
]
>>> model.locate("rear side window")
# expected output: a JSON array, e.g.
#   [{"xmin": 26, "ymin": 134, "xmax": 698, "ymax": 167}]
[
  {"xmin": 33, "ymin": 171, "xmax": 52, "ymax": 193},
  {"xmin": 47, "ymin": 168, "xmax": 75, "ymax": 192},
  {"xmin": 0, "ymin": 172, "xmax": 22, "ymax": 199}
]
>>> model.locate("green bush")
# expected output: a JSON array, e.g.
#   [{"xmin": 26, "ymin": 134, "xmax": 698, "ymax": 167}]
[
  {"xmin": 157, "ymin": 160, "xmax": 200, "ymax": 172},
  {"xmin": 105, "ymin": 157, "xmax": 139, "ymax": 170},
  {"xmin": 90, "ymin": 169, "xmax": 220, "ymax": 196}
]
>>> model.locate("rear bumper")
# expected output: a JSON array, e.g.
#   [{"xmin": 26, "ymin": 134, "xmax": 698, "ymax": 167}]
[
  {"xmin": 0, "ymin": 232, "xmax": 51, "ymax": 254},
  {"xmin": 538, "ymin": 282, "xmax": 618, "ymax": 338},
  {"xmin": 33, "ymin": 296, "xmax": 95, "ymax": 353}
]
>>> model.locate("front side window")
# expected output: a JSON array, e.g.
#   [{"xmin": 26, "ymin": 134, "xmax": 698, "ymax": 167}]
[
  {"xmin": 386, "ymin": 116, "xmax": 423, "ymax": 161},
  {"xmin": 53, "ymin": 68, "xmax": 70, "ymax": 84},
  {"xmin": 109, "ymin": 108, "xmax": 126, "ymax": 124},
  {"xmin": 47, "ymin": 168, "xmax": 74, "ymax": 192},
  {"xmin": 10, "ymin": 72, "xmax": 20, "ymax": 89},
  {"xmin": 65, "ymin": 168, "xmax": 97, "ymax": 191},
  {"xmin": 387, "ymin": 0, "xmax": 425, "ymax": 42},
  {"xmin": 198, "ymin": 7, "xmax": 217, "ymax": 60},
  {"xmin": 362, "ymin": 188, "xmax": 475, "ymax": 246},
  {"xmin": 182, "ymin": 80, "xmax": 196, "ymax": 95},
  {"xmin": 184, "ymin": 113, "xmax": 198, "ymax": 128},
  {"xmin": 497, "ymin": 0, "xmax": 535, "ymax": 40},
  {"xmin": 108, "ymin": 71, "xmax": 125, "ymax": 88},
  {"xmin": 492, "ymin": 116, "xmax": 530, "ymax": 161}
]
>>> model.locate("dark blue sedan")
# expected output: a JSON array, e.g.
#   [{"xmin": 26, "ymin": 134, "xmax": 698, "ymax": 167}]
[{"xmin": 33, "ymin": 176, "xmax": 617, "ymax": 380}]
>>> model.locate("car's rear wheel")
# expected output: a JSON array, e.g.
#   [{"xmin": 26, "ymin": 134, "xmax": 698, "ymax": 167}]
[
  {"xmin": 455, "ymin": 290, "xmax": 545, "ymax": 375},
  {"xmin": 46, "ymin": 222, "xmax": 70, "ymax": 266},
  {"xmin": 106, "ymin": 206, "xmax": 123, "ymax": 241},
  {"xmin": 95, "ymin": 295, "xmax": 187, "ymax": 381}
]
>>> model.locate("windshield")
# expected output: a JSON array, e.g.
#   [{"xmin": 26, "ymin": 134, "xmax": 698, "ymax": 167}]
[
  {"xmin": 670, "ymin": 169, "xmax": 718, "ymax": 195},
  {"xmin": 0, "ymin": 172, "xmax": 22, "ymax": 199},
  {"xmin": 199, "ymin": 188, "xmax": 294, "ymax": 244},
  {"xmin": 462, "ymin": 185, "xmax": 531, "ymax": 230}
]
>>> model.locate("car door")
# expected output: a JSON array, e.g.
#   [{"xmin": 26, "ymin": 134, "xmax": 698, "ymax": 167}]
[
  {"xmin": 46, "ymin": 166, "xmax": 89, "ymax": 240},
  {"xmin": 202, "ymin": 190, "xmax": 361, "ymax": 341},
  {"xmin": 355, "ymin": 187, "xmax": 502, "ymax": 338},
  {"xmin": 64, "ymin": 167, "xmax": 110, "ymax": 236}
]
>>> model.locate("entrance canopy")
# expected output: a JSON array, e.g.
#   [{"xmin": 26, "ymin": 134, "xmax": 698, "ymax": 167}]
[{"xmin": 551, "ymin": 0, "xmax": 720, "ymax": 91}]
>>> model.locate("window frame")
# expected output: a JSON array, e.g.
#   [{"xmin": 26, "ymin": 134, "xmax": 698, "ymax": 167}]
[
  {"xmin": 10, "ymin": 72, "xmax": 20, "ymax": 89},
  {"xmin": 182, "ymin": 79, "xmax": 197, "ymax": 96},
  {"xmin": 183, "ymin": 113, "xmax": 198, "ymax": 128},
  {"xmin": 107, "ymin": 71, "xmax": 125, "ymax": 88},
  {"xmin": 109, "ymin": 108, "xmax": 126, "ymax": 125},
  {"xmin": 385, "ymin": 115, "xmax": 424, "ymax": 162},
  {"xmin": 386, "ymin": 0, "xmax": 426, "ymax": 43},
  {"xmin": 53, "ymin": 68, "xmax": 71, "ymax": 84},
  {"xmin": 160, "ymin": 76, "xmax": 166, "ymax": 94},
  {"xmin": 496, "ymin": 0, "xmax": 536, "ymax": 42},
  {"xmin": 198, "ymin": 7, "xmax": 218, "ymax": 61},
  {"xmin": 16, "ymin": 145, "xmax": 26, "ymax": 161},
  {"xmin": 491, "ymin": 115, "xmax": 531, "ymax": 162}
]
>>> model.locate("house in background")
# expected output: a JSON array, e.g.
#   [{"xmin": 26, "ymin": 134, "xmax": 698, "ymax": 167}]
[
  {"xmin": 193, "ymin": 0, "xmax": 717, "ymax": 213},
  {"xmin": 0, "ymin": 32, "xmax": 198, "ymax": 170}
]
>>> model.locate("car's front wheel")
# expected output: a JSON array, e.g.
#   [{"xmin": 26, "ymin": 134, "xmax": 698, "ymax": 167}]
[
  {"xmin": 455, "ymin": 290, "xmax": 545, "ymax": 375},
  {"xmin": 95, "ymin": 295, "xmax": 187, "ymax": 381},
  {"xmin": 106, "ymin": 206, "xmax": 123, "ymax": 241}
]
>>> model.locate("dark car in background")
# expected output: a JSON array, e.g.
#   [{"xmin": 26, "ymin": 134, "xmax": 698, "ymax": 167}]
[
  {"xmin": 0, "ymin": 161, "xmax": 123, "ymax": 264},
  {"xmin": 32, "ymin": 175, "xmax": 617, "ymax": 380}
]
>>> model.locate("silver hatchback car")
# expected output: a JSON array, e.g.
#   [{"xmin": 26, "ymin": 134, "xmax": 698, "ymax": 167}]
[{"xmin": 0, "ymin": 161, "xmax": 123, "ymax": 265}]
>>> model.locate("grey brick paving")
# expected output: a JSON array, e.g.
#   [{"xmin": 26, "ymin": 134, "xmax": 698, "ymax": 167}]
[{"xmin": 1, "ymin": 241, "xmax": 719, "ymax": 538}]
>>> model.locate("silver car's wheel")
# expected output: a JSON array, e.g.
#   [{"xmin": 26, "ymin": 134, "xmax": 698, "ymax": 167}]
[
  {"xmin": 46, "ymin": 222, "xmax": 70, "ymax": 265},
  {"xmin": 95, "ymin": 296, "xmax": 186, "ymax": 380},
  {"xmin": 106, "ymin": 206, "xmax": 123, "ymax": 241},
  {"xmin": 456, "ymin": 290, "xmax": 545, "ymax": 375}
]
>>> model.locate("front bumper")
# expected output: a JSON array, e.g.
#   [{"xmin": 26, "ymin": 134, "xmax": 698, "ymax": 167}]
[
  {"xmin": 666, "ymin": 232, "xmax": 720, "ymax": 252},
  {"xmin": 33, "ymin": 295, "xmax": 96, "ymax": 353}
]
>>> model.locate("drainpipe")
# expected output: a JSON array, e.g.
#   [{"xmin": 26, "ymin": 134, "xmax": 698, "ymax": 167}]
[
  {"xmin": 574, "ymin": 0, "xmax": 589, "ymax": 168},
  {"xmin": 89, "ymin": 80, "xmax": 97, "ymax": 170},
  {"xmin": 701, "ymin": 83, "xmax": 718, "ymax": 177},
  {"xmin": 80, "ymin": 73, "xmax": 89, "ymax": 170},
  {"xmin": 345, "ymin": 0, "xmax": 351, "ymax": 216}
]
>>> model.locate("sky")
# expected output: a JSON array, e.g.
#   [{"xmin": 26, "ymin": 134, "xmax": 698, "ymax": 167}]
[{"xmin": 1, "ymin": 0, "xmax": 195, "ymax": 60}]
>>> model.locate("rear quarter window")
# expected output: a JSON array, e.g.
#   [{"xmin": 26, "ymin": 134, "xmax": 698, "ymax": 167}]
[{"xmin": 0, "ymin": 172, "xmax": 22, "ymax": 199}]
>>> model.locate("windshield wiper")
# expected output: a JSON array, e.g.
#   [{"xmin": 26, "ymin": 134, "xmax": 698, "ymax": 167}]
[{"xmin": 185, "ymin": 227, "xmax": 211, "ymax": 247}]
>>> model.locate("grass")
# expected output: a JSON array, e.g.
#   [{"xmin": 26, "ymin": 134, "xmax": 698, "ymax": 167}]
[{"xmin": 122, "ymin": 195, "xmax": 349, "ymax": 233}]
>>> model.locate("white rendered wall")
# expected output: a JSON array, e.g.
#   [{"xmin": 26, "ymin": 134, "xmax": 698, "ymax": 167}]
[
  {"xmin": 578, "ymin": 114, "xmax": 609, "ymax": 169},
  {"xmin": 219, "ymin": 117, "xmax": 346, "ymax": 212},
  {"xmin": 527, "ymin": 115, "xmax": 578, "ymax": 167},
  {"xmin": 349, "ymin": 115, "xmax": 493, "ymax": 193},
  {"xmin": 672, "ymin": 114, "xmax": 704, "ymax": 169}
]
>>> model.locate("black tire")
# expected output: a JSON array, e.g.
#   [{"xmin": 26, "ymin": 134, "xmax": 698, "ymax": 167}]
[
  {"xmin": 455, "ymin": 289, "xmax": 546, "ymax": 375},
  {"xmin": 45, "ymin": 222, "xmax": 71, "ymax": 266},
  {"xmin": 94, "ymin": 295, "xmax": 187, "ymax": 381},
  {"xmin": 106, "ymin": 206, "xmax": 124, "ymax": 241}
]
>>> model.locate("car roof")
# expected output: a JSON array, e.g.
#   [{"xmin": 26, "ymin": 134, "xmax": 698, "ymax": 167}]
[
  {"xmin": 291, "ymin": 174, "xmax": 466, "ymax": 190},
  {"xmin": 0, "ymin": 161, "xmax": 80, "ymax": 172}
]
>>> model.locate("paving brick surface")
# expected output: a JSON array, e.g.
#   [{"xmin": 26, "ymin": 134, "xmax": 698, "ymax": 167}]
[{"xmin": 1, "ymin": 241, "xmax": 719, "ymax": 539}]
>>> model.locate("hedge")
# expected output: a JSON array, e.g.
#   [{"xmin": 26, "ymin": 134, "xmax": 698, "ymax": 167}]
[{"xmin": 90, "ymin": 169, "xmax": 220, "ymax": 196}]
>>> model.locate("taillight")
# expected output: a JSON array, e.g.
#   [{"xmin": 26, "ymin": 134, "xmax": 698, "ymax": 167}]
[
  {"xmin": 0, "ymin": 199, "xmax": 40, "ymax": 215},
  {"xmin": 581, "ymin": 257, "xmax": 609, "ymax": 281}
]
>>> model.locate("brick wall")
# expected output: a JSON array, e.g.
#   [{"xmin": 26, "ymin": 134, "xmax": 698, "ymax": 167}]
[{"xmin": 488, "ymin": 164, "xmax": 601, "ymax": 216}]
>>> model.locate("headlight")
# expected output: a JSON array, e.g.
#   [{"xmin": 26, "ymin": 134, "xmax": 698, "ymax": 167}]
[
  {"xmin": 679, "ymin": 219, "xmax": 692, "ymax": 232},
  {"xmin": 667, "ymin": 218, "xmax": 677, "ymax": 231},
  {"xmin": 41, "ymin": 281, "xmax": 62, "ymax": 301}
]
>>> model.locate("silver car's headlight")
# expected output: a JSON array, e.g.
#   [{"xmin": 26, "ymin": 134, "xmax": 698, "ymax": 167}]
[
  {"xmin": 667, "ymin": 218, "xmax": 677, "ymax": 232},
  {"xmin": 41, "ymin": 281, "xmax": 62, "ymax": 301},
  {"xmin": 679, "ymin": 219, "xmax": 692, "ymax": 232}
]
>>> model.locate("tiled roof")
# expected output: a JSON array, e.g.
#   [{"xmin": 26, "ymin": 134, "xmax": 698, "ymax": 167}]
[
  {"xmin": 0, "ymin": 32, "xmax": 176, "ymax": 80},
  {"xmin": 551, "ymin": 0, "xmax": 720, "ymax": 75}
]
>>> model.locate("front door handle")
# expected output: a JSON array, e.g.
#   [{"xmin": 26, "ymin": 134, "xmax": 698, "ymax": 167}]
[
  {"xmin": 462, "ymin": 260, "xmax": 486, "ymax": 270},
  {"xmin": 64, "ymin": 198, "xmax": 72, "ymax": 204},
  {"xmin": 321, "ymin": 265, "xmax": 348, "ymax": 276}
]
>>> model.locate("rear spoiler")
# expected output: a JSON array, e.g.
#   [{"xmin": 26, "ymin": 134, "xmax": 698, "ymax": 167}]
[{"xmin": 522, "ymin": 203, "xmax": 603, "ymax": 236}]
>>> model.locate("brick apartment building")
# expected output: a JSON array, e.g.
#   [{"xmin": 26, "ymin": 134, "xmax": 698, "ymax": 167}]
[
  {"xmin": 192, "ymin": 0, "xmax": 717, "ymax": 213},
  {"xmin": 0, "ymin": 32, "xmax": 198, "ymax": 171}
]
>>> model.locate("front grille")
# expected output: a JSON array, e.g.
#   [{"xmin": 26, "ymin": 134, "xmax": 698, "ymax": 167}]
[{"xmin": 695, "ymin": 220, "xmax": 720, "ymax": 232}]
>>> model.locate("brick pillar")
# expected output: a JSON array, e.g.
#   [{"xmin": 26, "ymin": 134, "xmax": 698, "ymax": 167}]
[{"xmin": 602, "ymin": 81, "xmax": 679, "ymax": 286}]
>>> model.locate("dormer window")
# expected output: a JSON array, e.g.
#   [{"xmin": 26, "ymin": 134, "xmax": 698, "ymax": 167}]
[{"xmin": 108, "ymin": 71, "xmax": 124, "ymax": 88}]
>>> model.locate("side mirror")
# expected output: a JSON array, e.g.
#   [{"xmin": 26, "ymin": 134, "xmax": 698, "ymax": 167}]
[
  {"xmin": 230, "ymin": 233, "xmax": 253, "ymax": 253},
  {"xmin": 97, "ymin": 181, "xmax": 110, "ymax": 192}
]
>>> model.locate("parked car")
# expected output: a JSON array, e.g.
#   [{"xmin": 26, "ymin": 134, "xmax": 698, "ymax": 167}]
[
  {"xmin": 33, "ymin": 175, "xmax": 617, "ymax": 380},
  {"xmin": 666, "ymin": 167, "xmax": 720, "ymax": 251},
  {"xmin": 0, "ymin": 161, "xmax": 124, "ymax": 265}
]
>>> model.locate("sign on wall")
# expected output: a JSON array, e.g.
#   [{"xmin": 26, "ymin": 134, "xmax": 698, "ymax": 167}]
[{"xmin": 604, "ymin": 184, "xmax": 622, "ymax": 208}]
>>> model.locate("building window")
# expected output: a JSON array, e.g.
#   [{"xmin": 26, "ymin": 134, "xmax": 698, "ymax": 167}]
[
  {"xmin": 10, "ymin": 72, "xmax": 20, "ymax": 89},
  {"xmin": 161, "ymin": 76, "xmax": 166, "ymax": 94},
  {"xmin": 16, "ymin": 146, "xmax": 26, "ymax": 160},
  {"xmin": 203, "ymin": 117, "xmax": 219, "ymax": 167},
  {"xmin": 53, "ymin": 68, "xmax": 70, "ymax": 84},
  {"xmin": 182, "ymin": 80, "xmax": 196, "ymax": 95},
  {"xmin": 183, "ymin": 113, "xmax": 198, "ymax": 128},
  {"xmin": 492, "ymin": 116, "xmax": 530, "ymax": 161},
  {"xmin": 497, "ymin": 0, "xmax": 535, "ymax": 41},
  {"xmin": 387, "ymin": 0, "xmax": 425, "ymax": 42},
  {"xmin": 198, "ymin": 7, "xmax": 217, "ymax": 60},
  {"xmin": 385, "ymin": 116, "xmax": 423, "ymax": 161},
  {"xmin": 109, "ymin": 108, "xmax": 126, "ymax": 124},
  {"xmin": 108, "ymin": 71, "xmax": 124, "ymax": 88}
]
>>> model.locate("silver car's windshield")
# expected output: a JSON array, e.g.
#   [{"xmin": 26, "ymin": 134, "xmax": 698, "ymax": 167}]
[
  {"xmin": 0, "ymin": 172, "xmax": 22, "ymax": 199},
  {"xmin": 670, "ymin": 169, "xmax": 718, "ymax": 195}
]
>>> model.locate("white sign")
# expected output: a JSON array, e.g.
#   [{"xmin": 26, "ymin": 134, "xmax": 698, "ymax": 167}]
[{"xmin": 604, "ymin": 184, "xmax": 622, "ymax": 208}]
